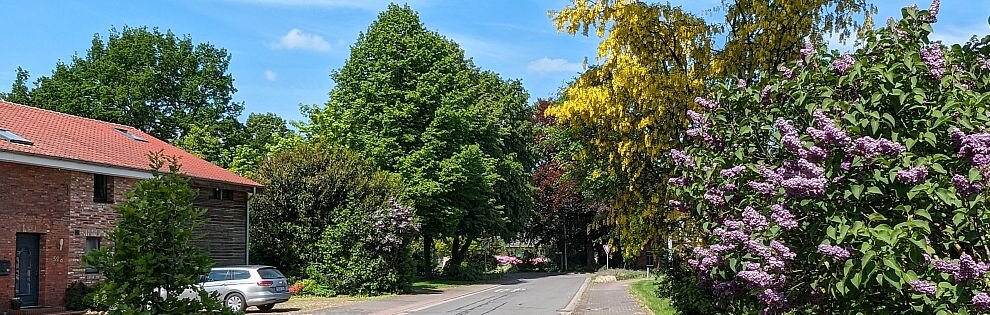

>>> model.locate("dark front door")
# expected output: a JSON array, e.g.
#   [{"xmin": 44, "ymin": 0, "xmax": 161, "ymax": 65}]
[{"xmin": 15, "ymin": 233, "xmax": 40, "ymax": 307}]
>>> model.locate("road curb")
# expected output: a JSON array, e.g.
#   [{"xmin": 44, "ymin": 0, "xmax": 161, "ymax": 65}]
[{"xmin": 558, "ymin": 274, "xmax": 592, "ymax": 315}]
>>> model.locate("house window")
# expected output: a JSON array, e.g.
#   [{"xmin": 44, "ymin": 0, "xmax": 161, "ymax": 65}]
[
  {"xmin": 210, "ymin": 188, "xmax": 233, "ymax": 201},
  {"xmin": 84, "ymin": 237, "xmax": 101, "ymax": 274},
  {"xmin": 93, "ymin": 174, "xmax": 113, "ymax": 203}
]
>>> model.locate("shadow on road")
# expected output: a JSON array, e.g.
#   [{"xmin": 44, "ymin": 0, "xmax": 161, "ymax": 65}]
[{"xmin": 245, "ymin": 307, "xmax": 302, "ymax": 313}]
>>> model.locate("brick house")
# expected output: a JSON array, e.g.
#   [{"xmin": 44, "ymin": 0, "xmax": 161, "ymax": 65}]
[{"xmin": 0, "ymin": 100, "xmax": 260, "ymax": 310}]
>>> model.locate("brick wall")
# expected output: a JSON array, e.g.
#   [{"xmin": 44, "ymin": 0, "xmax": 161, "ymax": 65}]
[
  {"xmin": 0, "ymin": 161, "xmax": 72, "ymax": 309},
  {"xmin": 66, "ymin": 173, "xmax": 136, "ymax": 286}
]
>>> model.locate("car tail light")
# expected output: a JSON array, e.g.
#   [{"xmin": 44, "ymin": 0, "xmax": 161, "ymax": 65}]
[{"xmin": 257, "ymin": 280, "xmax": 274, "ymax": 287}]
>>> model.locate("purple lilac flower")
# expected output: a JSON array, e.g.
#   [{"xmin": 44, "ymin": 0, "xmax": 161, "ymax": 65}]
[
  {"xmin": 742, "ymin": 207, "xmax": 769, "ymax": 231},
  {"xmin": 974, "ymin": 292, "xmax": 990, "ymax": 311},
  {"xmin": 840, "ymin": 160, "xmax": 852, "ymax": 170},
  {"xmin": 808, "ymin": 110, "xmax": 851, "ymax": 146},
  {"xmin": 770, "ymin": 204, "xmax": 798, "ymax": 230},
  {"xmin": 758, "ymin": 289, "xmax": 786, "ymax": 306},
  {"xmin": 952, "ymin": 129, "xmax": 990, "ymax": 167},
  {"xmin": 748, "ymin": 181, "xmax": 777, "ymax": 196},
  {"xmin": 686, "ymin": 110, "xmax": 705, "ymax": 126},
  {"xmin": 847, "ymin": 136, "xmax": 906, "ymax": 159},
  {"xmin": 779, "ymin": 65, "xmax": 795, "ymax": 80},
  {"xmin": 921, "ymin": 43, "xmax": 946, "ymax": 79},
  {"xmin": 955, "ymin": 253, "xmax": 990, "ymax": 282},
  {"xmin": 805, "ymin": 146, "xmax": 829, "ymax": 163},
  {"xmin": 738, "ymin": 269, "xmax": 775, "ymax": 287},
  {"xmin": 781, "ymin": 177, "xmax": 827, "ymax": 198},
  {"xmin": 896, "ymin": 166, "xmax": 929, "ymax": 184},
  {"xmin": 704, "ymin": 191, "xmax": 726, "ymax": 207},
  {"xmin": 761, "ymin": 85, "xmax": 773, "ymax": 106},
  {"xmin": 953, "ymin": 174, "xmax": 984, "ymax": 196},
  {"xmin": 689, "ymin": 247, "xmax": 721, "ymax": 272},
  {"xmin": 724, "ymin": 183, "xmax": 737, "ymax": 191},
  {"xmin": 770, "ymin": 240, "xmax": 796, "ymax": 260},
  {"xmin": 720, "ymin": 165, "xmax": 747, "ymax": 178},
  {"xmin": 978, "ymin": 56, "xmax": 990, "ymax": 71},
  {"xmin": 668, "ymin": 177, "xmax": 691, "ymax": 186},
  {"xmin": 832, "ymin": 54, "xmax": 855, "ymax": 74},
  {"xmin": 909, "ymin": 280, "xmax": 937, "ymax": 296},
  {"xmin": 737, "ymin": 78, "xmax": 747, "ymax": 88},
  {"xmin": 932, "ymin": 257, "xmax": 959, "ymax": 274},
  {"xmin": 695, "ymin": 97, "xmax": 720, "ymax": 110},
  {"xmin": 670, "ymin": 149, "xmax": 695, "ymax": 167},
  {"xmin": 818, "ymin": 244, "xmax": 851, "ymax": 261},
  {"xmin": 746, "ymin": 240, "xmax": 773, "ymax": 259},
  {"xmin": 922, "ymin": 0, "xmax": 940, "ymax": 23},
  {"xmin": 800, "ymin": 41, "xmax": 816, "ymax": 59}
]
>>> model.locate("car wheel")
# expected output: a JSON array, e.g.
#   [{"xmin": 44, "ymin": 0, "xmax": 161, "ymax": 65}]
[
  {"xmin": 224, "ymin": 292, "xmax": 247, "ymax": 312},
  {"xmin": 257, "ymin": 304, "xmax": 275, "ymax": 312}
]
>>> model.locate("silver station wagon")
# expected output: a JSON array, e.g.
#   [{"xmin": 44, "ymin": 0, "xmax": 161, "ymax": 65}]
[{"xmin": 181, "ymin": 265, "xmax": 291, "ymax": 312}]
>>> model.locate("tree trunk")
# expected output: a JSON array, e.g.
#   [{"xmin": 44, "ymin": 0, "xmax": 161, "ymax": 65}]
[
  {"xmin": 423, "ymin": 235, "xmax": 434, "ymax": 277},
  {"xmin": 447, "ymin": 234, "xmax": 474, "ymax": 271}
]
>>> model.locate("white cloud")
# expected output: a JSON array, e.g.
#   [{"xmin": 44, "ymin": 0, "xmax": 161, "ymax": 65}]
[
  {"xmin": 527, "ymin": 57, "xmax": 583, "ymax": 74},
  {"xmin": 931, "ymin": 23, "xmax": 989, "ymax": 44},
  {"xmin": 272, "ymin": 29, "xmax": 331, "ymax": 52},
  {"xmin": 265, "ymin": 70, "xmax": 278, "ymax": 81}
]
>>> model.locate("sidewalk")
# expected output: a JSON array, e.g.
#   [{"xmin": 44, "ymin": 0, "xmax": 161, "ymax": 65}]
[{"xmin": 571, "ymin": 278, "xmax": 649, "ymax": 315}]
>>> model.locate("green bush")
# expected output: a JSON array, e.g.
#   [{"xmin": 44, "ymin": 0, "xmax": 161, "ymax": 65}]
[{"xmin": 64, "ymin": 281, "xmax": 92, "ymax": 311}]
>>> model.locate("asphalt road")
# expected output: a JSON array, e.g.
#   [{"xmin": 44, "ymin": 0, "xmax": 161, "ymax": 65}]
[{"xmin": 405, "ymin": 273, "xmax": 590, "ymax": 315}]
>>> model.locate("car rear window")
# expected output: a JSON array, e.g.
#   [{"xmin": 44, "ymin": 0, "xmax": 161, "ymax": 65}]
[{"xmin": 257, "ymin": 268, "xmax": 284, "ymax": 279}]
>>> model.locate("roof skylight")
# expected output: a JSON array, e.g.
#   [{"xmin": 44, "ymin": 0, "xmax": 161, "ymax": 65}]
[
  {"xmin": 114, "ymin": 128, "xmax": 148, "ymax": 142},
  {"xmin": 0, "ymin": 128, "xmax": 33, "ymax": 145}
]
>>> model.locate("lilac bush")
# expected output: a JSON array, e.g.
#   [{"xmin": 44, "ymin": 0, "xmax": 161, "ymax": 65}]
[{"xmin": 666, "ymin": 4, "xmax": 990, "ymax": 314}]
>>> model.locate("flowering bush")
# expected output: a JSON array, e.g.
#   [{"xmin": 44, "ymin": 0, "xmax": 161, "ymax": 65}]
[
  {"xmin": 530, "ymin": 256, "xmax": 551, "ymax": 267},
  {"xmin": 495, "ymin": 255, "xmax": 524, "ymax": 266},
  {"xmin": 306, "ymin": 197, "xmax": 420, "ymax": 295},
  {"xmin": 288, "ymin": 282, "xmax": 304, "ymax": 295},
  {"xmin": 667, "ymin": 3, "xmax": 990, "ymax": 314}
]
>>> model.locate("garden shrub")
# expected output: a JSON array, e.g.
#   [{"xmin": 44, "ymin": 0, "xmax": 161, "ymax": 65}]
[
  {"xmin": 64, "ymin": 281, "xmax": 93, "ymax": 311},
  {"xmin": 667, "ymin": 3, "xmax": 990, "ymax": 314},
  {"xmin": 252, "ymin": 143, "xmax": 419, "ymax": 296},
  {"xmin": 306, "ymin": 197, "xmax": 418, "ymax": 295}
]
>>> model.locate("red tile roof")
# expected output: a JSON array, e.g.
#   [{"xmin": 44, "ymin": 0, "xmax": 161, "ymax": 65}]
[{"xmin": 0, "ymin": 100, "xmax": 260, "ymax": 187}]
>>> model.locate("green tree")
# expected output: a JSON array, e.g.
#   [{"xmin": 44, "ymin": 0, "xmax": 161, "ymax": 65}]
[
  {"xmin": 0, "ymin": 67, "xmax": 31, "ymax": 104},
  {"xmin": 26, "ymin": 26, "xmax": 244, "ymax": 147},
  {"xmin": 84, "ymin": 153, "xmax": 232, "ymax": 314},
  {"xmin": 306, "ymin": 4, "xmax": 535, "ymax": 273},
  {"xmin": 228, "ymin": 113, "xmax": 293, "ymax": 176}
]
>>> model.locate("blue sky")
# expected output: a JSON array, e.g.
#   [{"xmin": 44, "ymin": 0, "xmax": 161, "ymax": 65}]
[{"xmin": 0, "ymin": 1, "xmax": 987, "ymax": 123}]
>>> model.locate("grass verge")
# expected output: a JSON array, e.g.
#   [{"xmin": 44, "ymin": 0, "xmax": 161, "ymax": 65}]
[
  {"xmin": 411, "ymin": 279, "xmax": 479, "ymax": 291},
  {"xmin": 629, "ymin": 279, "xmax": 677, "ymax": 315}
]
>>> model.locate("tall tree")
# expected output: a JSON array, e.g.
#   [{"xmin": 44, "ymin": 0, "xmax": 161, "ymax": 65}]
[
  {"xmin": 27, "ymin": 26, "xmax": 244, "ymax": 146},
  {"xmin": 549, "ymin": 0, "xmax": 875, "ymax": 257},
  {"xmin": 228, "ymin": 113, "xmax": 294, "ymax": 176},
  {"xmin": 0, "ymin": 67, "xmax": 31, "ymax": 104},
  {"xmin": 306, "ymin": 4, "xmax": 535, "ymax": 273}
]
